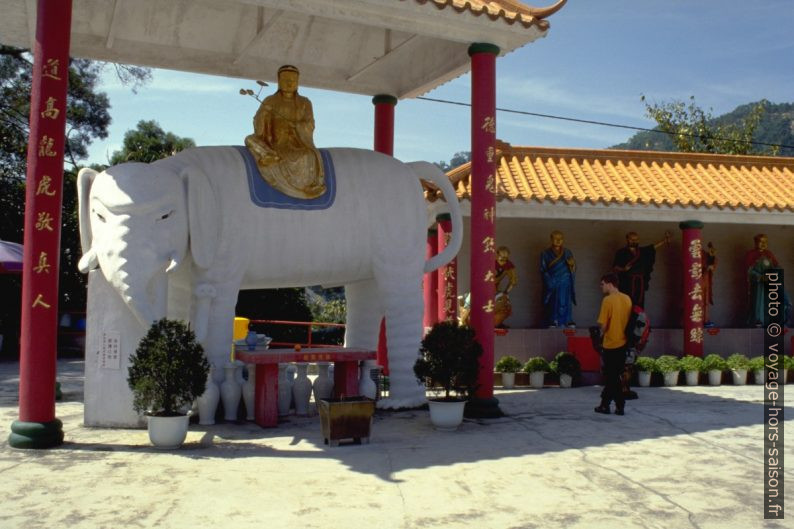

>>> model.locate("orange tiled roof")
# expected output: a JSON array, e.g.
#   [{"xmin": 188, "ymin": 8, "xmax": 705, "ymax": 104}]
[
  {"xmin": 441, "ymin": 143, "xmax": 794, "ymax": 211},
  {"xmin": 407, "ymin": 0, "xmax": 567, "ymax": 30}
]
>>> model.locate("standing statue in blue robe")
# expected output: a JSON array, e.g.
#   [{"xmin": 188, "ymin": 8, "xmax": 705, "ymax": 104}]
[{"xmin": 540, "ymin": 230, "xmax": 576, "ymax": 328}]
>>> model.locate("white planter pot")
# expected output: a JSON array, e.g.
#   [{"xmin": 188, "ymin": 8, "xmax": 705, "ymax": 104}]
[
  {"xmin": 731, "ymin": 369, "xmax": 747, "ymax": 386},
  {"xmin": 529, "ymin": 371, "xmax": 545, "ymax": 389},
  {"xmin": 663, "ymin": 371, "xmax": 678, "ymax": 387},
  {"xmin": 559, "ymin": 374, "xmax": 573, "ymax": 388},
  {"xmin": 428, "ymin": 399, "xmax": 466, "ymax": 431},
  {"xmin": 147, "ymin": 414, "xmax": 189, "ymax": 448},
  {"xmin": 501, "ymin": 372, "xmax": 516, "ymax": 389},
  {"xmin": 753, "ymin": 369, "xmax": 766, "ymax": 385},
  {"xmin": 638, "ymin": 371, "xmax": 652, "ymax": 387},
  {"xmin": 685, "ymin": 370, "xmax": 699, "ymax": 386},
  {"xmin": 708, "ymin": 370, "xmax": 722, "ymax": 386}
]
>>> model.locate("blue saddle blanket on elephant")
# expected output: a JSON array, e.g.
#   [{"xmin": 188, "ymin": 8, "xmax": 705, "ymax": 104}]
[{"xmin": 235, "ymin": 146, "xmax": 336, "ymax": 210}]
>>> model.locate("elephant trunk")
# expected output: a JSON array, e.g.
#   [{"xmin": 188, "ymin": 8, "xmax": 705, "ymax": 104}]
[{"xmin": 115, "ymin": 265, "xmax": 168, "ymax": 330}]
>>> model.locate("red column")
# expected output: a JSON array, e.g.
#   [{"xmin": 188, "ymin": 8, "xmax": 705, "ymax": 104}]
[
  {"xmin": 468, "ymin": 43, "xmax": 499, "ymax": 412},
  {"xmin": 423, "ymin": 227, "xmax": 439, "ymax": 329},
  {"xmin": 680, "ymin": 221, "xmax": 705, "ymax": 357},
  {"xmin": 10, "ymin": 0, "xmax": 72, "ymax": 448},
  {"xmin": 436, "ymin": 214, "xmax": 458, "ymax": 322},
  {"xmin": 373, "ymin": 95, "xmax": 397, "ymax": 373}
]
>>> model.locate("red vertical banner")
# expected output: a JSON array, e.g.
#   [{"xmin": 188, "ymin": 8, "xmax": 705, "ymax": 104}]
[
  {"xmin": 468, "ymin": 43, "xmax": 499, "ymax": 403},
  {"xmin": 423, "ymin": 227, "xmax": 439, "ymax": 329},
  {"xmin": 372, "ymin": 94, "xmax": 397, "ymax": 156},
  {"xmin": 11, "ymin": 0, "xmax": 73, "ymax": 448},
  {"xmin": 436, "ymin": 214, "xmax": 457, "ymax": 323},
  {"xmin": 372, "ymin": 94, "xmax": 396, "ymax": 373},
  {"xmin": 680, "ymin": 221, "xmax": 704, "ymax": 357}
]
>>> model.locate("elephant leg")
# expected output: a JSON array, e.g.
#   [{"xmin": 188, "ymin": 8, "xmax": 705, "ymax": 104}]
[
  {"xmin": 344, "ymin": 279, "xmax": 381, "ymax": 350},
  {"xmin": 374, "ymin": 268, "xmax": 426, "ymax": 409},
  {"xmin": 195, "ymin": 280, "xmax": 241, "ymax": 383}
]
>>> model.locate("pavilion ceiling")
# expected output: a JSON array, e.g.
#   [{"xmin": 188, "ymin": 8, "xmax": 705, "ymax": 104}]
[{"xmin": 0, "ymin": 0, "xmax": 564, "ymax": 98}]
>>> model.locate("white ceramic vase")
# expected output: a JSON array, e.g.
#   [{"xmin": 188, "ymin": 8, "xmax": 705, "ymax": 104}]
[
  {"xmin": 559, "ymin": 374, "xmax": 572, "ymax": 388},
  {"xmin": 242, "ymin": 364, "xmax": 256, "ymax": 420},
  {"xmin": 663, "ymin": 371, "xmax": 678, "ymax": 387},
  {"xmin": 638, "ymin": 371, "xmax": 652, "ymax": 387},
  {"xmin": 313, "ymin": 362, "xmax": 334, "ymax": 402},
  {"xmin": 685, "ymin": 370, "xmax": 699, "ymax": 386},
  {"xmin": 147, "ymin": 415, "xmax": 189, "ymax": 448},
  {"xmin": 731, "ymin": 369, "xmax": 747, "ymax": 385},
  {"xmin": 358, "ymin": 359, "xmax": 378, "ymax": 399},
  {"xmin": 529, "ymin": 371, "xmax": 545, "ymax": 389},
  {"xmin": 708, "ymin": 369, "xmax": 722, "ymax": 386},
  {"xmin": 292, "ymin": 363, "xmax": 312, "ymax": 416},
  {"xmin": 221, "ymin": 363, "xmax": 242, "ymax": 421},
  {"xmin": 501, "ymin": 372, "xmax": 516, "ymax": 389},
  {"xmin": 197, "ymin": 365, "xmax": 220, "ymax": 425},
  {"xmin": 286, "ymin": 364, "xmax": 297, "ymax": 410},
  {"xmin": 277, "ymin": 364, "xmax": 292, "ymax": 416},
  {"xmin": 428, "ymin": 399, "xmax": 466, "ymax": 431}
]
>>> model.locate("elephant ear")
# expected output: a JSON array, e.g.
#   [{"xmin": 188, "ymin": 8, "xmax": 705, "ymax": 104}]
[
  {"xmin": 182, "ymin": 164, "xmax": 219, "ymax": 269},
  {"xmin": 77, "ymin": 167, "xmax": 98, "ymax": 257}
]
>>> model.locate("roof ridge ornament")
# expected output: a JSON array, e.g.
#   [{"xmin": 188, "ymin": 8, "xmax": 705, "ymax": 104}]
[{"xmin": 524, "ymin": 0, "xmax": 567, "ymax": 20}]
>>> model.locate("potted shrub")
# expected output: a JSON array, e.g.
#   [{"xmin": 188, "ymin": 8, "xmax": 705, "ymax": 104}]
[
  {"xmin": 655, "ymin": 355, "xmax": 680, "ymax": 386},
  {"xmin": 726, "ymin": 353, "xmax": 750, "ymax": 385},
  {"xmin": 702, "ymin": 354, "xmax": 726, "ymax": 386},
  {"xmin": 495, "ymin": 355, "xmax": 522, "ymax": 389},
  {"xmin": 414, "ymin": 321, "xmax": 482, "ymax": 431},
  {"xmin": 634, "ymin": 356, "xmax": 655, "ymax": 387},
  {"xmin": 550, "ymin": 351, "xmax": 581, "ymax": 388},
  {"xmin": 749, "ymin": 356, "xmax": 766, "ymax": 385},
  {"xmin": 785, "ymin": 355, "xmax": 794, "ymax": 384},
  {"xmin": 127, "ymin": 318, "xmax": 210, "ymax": 448},
  {"xmin": 679, "ymin": 355, "xmax": 703, "ymax": 386},
  {"xmin": 523, "ymin": 357, "xmax": 550, "ymax": 389}
]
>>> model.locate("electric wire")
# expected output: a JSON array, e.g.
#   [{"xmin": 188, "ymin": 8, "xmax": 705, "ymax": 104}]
[{"xmin": 416, "ymin": 96, "xmax": 794, "ymax": 152}]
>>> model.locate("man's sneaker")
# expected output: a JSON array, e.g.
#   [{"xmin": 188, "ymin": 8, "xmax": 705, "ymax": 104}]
[{"xmin": 594, "ymin": 406, "xmax": 610, "ymax": 414}]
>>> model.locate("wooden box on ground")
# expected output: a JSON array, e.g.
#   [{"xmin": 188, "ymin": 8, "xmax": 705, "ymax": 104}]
[{"xmin": 318, "ymin": 397, "xmax": 375, "ymax": 446}]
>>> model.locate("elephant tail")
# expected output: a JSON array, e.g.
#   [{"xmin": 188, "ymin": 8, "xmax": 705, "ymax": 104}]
[{"xmin": 406, "ymin": 161, "xmax": 463, "ymax": 274}]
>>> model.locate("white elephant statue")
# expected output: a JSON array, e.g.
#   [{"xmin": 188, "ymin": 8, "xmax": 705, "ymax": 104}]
[{"xmin": 77, "ymin": 146, "xmax": 462, "ymax": 409}]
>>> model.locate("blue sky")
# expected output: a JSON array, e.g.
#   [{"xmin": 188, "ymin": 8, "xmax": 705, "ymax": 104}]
[{"xmin": 86, "ymin": 0, "xmax": 794, "ymax": 167}]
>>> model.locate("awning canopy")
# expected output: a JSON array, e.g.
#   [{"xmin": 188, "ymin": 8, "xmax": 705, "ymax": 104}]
[{"xmin": 0, "ymin": 0, "xmax": 565, "ymax": 98}]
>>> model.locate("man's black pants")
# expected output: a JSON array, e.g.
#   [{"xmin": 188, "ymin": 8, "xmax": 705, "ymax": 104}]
[{"xmin": 600, "ymin": 346, "xmax": 626, "ymax": 410}]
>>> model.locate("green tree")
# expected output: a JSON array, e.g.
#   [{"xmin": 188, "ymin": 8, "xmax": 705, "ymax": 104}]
[
  {"xmin": 435, "ymin": 151, "xmax": 471, "ymax": 172},
  {"xmin": 109, "ymin": 120, "xmax": 195, "ymax": 165},
  {"xmin": 641, "ymin": 95, "xmax": 775, "ymax": 155}
]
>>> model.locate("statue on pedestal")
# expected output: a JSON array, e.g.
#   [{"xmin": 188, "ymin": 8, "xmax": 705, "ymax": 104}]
[
  {"xmin": 494, "ymin": 246, "xmax": 518, "ymax": 328},
  {"xmin": 612, "ymin": 230, "xmax": 671, "ymax": 308},
  {"xmin": 539, "ymin": 230, "xmax": 576, "ymax": 328},
  {"xmin": 244, "ymin": 65, "xmax": 325, "ymax": 199},
  {"xmin": 745, "ymin": 234, "xmax": 779, "ymax": 327}
]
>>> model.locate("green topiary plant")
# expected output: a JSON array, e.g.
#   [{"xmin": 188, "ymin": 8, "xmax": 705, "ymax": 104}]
[
  {"xmin": 495, "ymin": 355, "xmax": 523, "ymax": 373},
  {"xmin": 127, "ymin": 318, "xmax": 210, "ymax": 416},
  {"xmin": 679, "ymin": 355, "xmax": 703, "ymax": 372},
  {"xmin": 549, "ymin": 351, "xmax": 581, "ymax": 378},
  {"xmin": 634, "ymin": 356, "xmax": 656, "ymax": 373},
  {"xmin": 523, "ymin": 357, "xmax": 550, "ymax": 373},
  {"xmin": 414, "ymin": 321, "xmax": 483, "ymax": 400},
  {"xmin": 726, "ymin": 353, "xmax": 750, "ymax": 371},
  {"xmin": 748, "ymin": 356, "xmax": 765, "ymax": 372},
  {"xmin": 784, "ymin": 355, "xmax": 794, "ymax": 370},
  {"xmin": 702, "ymin": 353, "xmax": 727, "ymax": 372},
  {"xmin": 655, "ymin": 355, "xmax": 680, "ymax": 374}
]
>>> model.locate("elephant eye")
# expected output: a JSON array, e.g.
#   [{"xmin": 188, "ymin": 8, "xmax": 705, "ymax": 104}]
[
  {"xmin": 158, "ymin": 210, "xmax": 174, "ymax": 221},
  {"xmin": 94, "ymin": 210, "xmax": 106, "ymax": 223}
]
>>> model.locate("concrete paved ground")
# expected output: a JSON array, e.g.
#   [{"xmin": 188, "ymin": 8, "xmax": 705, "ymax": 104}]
[{"xmin": 0, "ymin": 360, "xmax": 792, "ymax": 529}]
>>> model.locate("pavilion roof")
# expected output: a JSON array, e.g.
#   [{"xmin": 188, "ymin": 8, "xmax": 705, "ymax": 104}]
[
  {"xmin": 434, "ymin": 142, "xmax": 794, "ymax": 212},
  {"xmin": 0, "ymin": 0, "xmax": 565, "ymax": 99}
]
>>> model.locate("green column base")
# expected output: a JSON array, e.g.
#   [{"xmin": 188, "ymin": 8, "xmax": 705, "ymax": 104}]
[
  {"xmin": 9, "ymin": 419, "xmax": 64, "ymax": 449},
  {"xmin": 465, "ymin": 397, "xmax": 503, "ymax": 418}
]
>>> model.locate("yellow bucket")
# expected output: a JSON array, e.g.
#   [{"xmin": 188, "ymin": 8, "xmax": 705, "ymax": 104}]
[{"xmin": 233, "ymin": 317, "xmax": 250, "ymax": 341}]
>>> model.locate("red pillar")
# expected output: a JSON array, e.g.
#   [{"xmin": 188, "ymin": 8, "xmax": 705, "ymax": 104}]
[
  {"xmin": 10, "ymin": 0, "xmax": 72, "ymax": 448},
  {"xmin": 680, "ymin": 221, "xmax": 705, "ymax": 357},
  {"xmin": 467, "ymin": 43, "xmax": 501, "ymax": 417},
  {"xmin": 423, "ymin": 227, "xmax": 439, "ymax": 329},
  {"xmin": 436, "ymin": 213, "xmax": 458, "ymax": 323},
  {"xmin": 373, "ymin": 95, "xmax": 397, "ymax": 373}
]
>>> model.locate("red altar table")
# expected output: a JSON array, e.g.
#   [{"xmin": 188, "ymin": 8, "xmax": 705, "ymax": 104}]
[{"xmin": 234, "ymin": 347, "xmax": 376, "ymax": 428}]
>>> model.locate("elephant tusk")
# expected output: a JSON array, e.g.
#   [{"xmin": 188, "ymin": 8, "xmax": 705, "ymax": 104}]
[
  {"xmin": 165, "ymin": 253, "xmax": 181, "ymax": 274},
  {"xmin": 77, "ymin": 248, "xmax": 99, "ymax": 273}
]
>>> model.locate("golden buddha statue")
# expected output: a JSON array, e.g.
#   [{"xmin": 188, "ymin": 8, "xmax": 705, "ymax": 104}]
[{"xmin": 244, "ymin": 65, "xmax": 325, "ymax": 199}]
